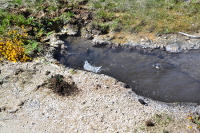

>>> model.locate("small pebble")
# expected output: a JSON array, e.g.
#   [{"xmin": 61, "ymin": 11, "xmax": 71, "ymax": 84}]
[
  {"xmin": 138, "ymin": 99, "xmax": 148, "ymax": 106},
  {"xmin": 45, "ymin": 71, "xmax": 51, "ymax": 75},
  {"xmin": 0, "ymin": 80, "xmax": 3, "ymax": 85},
  {"xmin": 145, "ymin": 120, "xmax": 155, "ymax": 127},
  {"xmin": 124, "ymin": 84, "xmax": 130, "ymax": 88}
]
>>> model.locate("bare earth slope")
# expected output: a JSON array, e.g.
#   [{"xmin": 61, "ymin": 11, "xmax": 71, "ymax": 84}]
[{"xmin": 0, "ymin": 57, "xmax": 200, "ymax": 133}]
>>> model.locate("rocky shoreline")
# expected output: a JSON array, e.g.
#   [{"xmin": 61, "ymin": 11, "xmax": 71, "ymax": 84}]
[
  {"xmin": 45, "ymin": 23, "xmax": 200, "ymax": 55},
  {"xmin": 91, "ymin": 31, "xmax": 200, "ymax": 53}
]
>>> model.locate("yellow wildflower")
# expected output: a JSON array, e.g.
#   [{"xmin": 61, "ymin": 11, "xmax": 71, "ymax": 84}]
[
  {"xmin": 0, "ymin": 28, "xmax": 32, "ymax": 62},
  {"xmin": 188, "ymin": 125, "xmax": 193, "ymax": 129}
]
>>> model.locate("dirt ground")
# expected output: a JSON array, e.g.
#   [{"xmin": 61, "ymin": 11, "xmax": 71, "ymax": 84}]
[{"xmin": 0, "ymin": 56, "xmax": 200, "ymax": 133}]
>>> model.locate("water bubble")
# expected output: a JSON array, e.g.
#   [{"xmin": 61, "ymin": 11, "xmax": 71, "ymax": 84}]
[{"xmin": 153, "ymin": 63, "xmax": 162, "ymax": 69}]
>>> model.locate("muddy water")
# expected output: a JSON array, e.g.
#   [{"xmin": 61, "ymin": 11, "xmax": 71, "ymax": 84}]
[{"xmin": 56, "ymin": 36, "xmax": 200, "ymax": 104}]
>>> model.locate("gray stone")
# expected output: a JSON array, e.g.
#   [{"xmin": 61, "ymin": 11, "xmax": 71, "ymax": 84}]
[
  {"xmin": 61, "ymin": 24, "xmax": 78, "ymax": 35},
  {"xmin": 165, "ymin": 44, "xmax": 180, "ymax": 53}
]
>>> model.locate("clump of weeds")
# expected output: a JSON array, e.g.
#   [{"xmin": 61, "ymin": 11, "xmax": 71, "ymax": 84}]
[
  {"xmin": 69, "ymin": 69, "xmax": 76, "ymax": 74},
  {"xmin": 188, "ymin": 112, "xmax": 200, "ymax": 131},
  {"xmin": 154, "ymin": 113, "xmax": 173, "ymax": 126},
  {"xmin": 46, "ymin": 74, "xmax": 79, "ymax": 96}
]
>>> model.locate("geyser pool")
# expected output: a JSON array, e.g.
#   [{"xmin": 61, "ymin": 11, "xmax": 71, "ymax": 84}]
[{"xmin": 56, "ymin": 36, "xmax": 200, "ymax": 104}]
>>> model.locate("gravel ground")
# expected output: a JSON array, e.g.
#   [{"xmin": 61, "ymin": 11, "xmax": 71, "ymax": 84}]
[{"xmin": 0, "ymin": 57, "xmax": 200, "ymax": 133}]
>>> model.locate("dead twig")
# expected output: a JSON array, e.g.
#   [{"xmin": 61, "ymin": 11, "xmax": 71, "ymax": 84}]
[{"xmin": 178, "ymin": 32, "xmax": 200, "ymax": 39}]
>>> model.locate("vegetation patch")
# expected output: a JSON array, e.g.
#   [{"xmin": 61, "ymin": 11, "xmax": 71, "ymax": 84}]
[
  {"xmin": 0, "ymin": 27, "xmax": 31, "ymax": 62},
  {"xmin": 188, "ymin": 112, "xmax": 200, "ymax": 131},
  {"xmin": 87, "ymin": 0, "xmax": 200, "ymax": 34},
  {"xmin": 1, "ymin": 0, "xmax": 200, "ymax": 62},
  {"xmin": 46, "ymin": 74, "xmax": 79, "ymax": 96},
  {"xmin": 154, "ymin": 113, "xmax": 173, "ymax": 126},
  {"xmin": 0, "ymin": 0, "xmax": 76, "ymax": 62},
  {"xmin": 69, "ymin": 69, "xmax": 76, "ymax": 74}
]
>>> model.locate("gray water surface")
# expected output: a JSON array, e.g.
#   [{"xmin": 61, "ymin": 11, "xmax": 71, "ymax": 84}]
[{"xmin": 56, "ymin": 36, "xmax": 200, "ymax": 104}]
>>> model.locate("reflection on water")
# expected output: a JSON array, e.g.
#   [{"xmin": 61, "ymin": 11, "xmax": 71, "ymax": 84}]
[{"xmin": 56, "ymin": 36, "xmax": 200, "ymax": 104}]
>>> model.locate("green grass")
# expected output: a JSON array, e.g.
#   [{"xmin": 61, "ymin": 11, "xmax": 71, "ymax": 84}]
[
  {"xmin": 69, "ymin": 69, "xmax": 76, "ymax": 74},
  {"xmin": 10, "ymin": 0, "xmax": 23, "ymax": 6},
  {"xmin": 0, "ymin": 11, "xmax": 32, "ymax": 34},
  {"xmin": 24, "ymin": 40, "xmax": 41, "ymax": 54},
  {"xmin": 154, "ymin": 113, "xmax": 173, "ymax": 126},
  {"xmin": 87, "ymin": 0, "xmax": 200, "ymax": 33},
  {"xmin": 1, "ymin": 0, "xmax": 199, "ymax": 35}
]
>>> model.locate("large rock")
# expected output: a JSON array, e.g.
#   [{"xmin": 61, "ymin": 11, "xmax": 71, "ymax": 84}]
[{"xmin": 61, "ymin": 24, "xmax": 78, "ymax": 35}]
